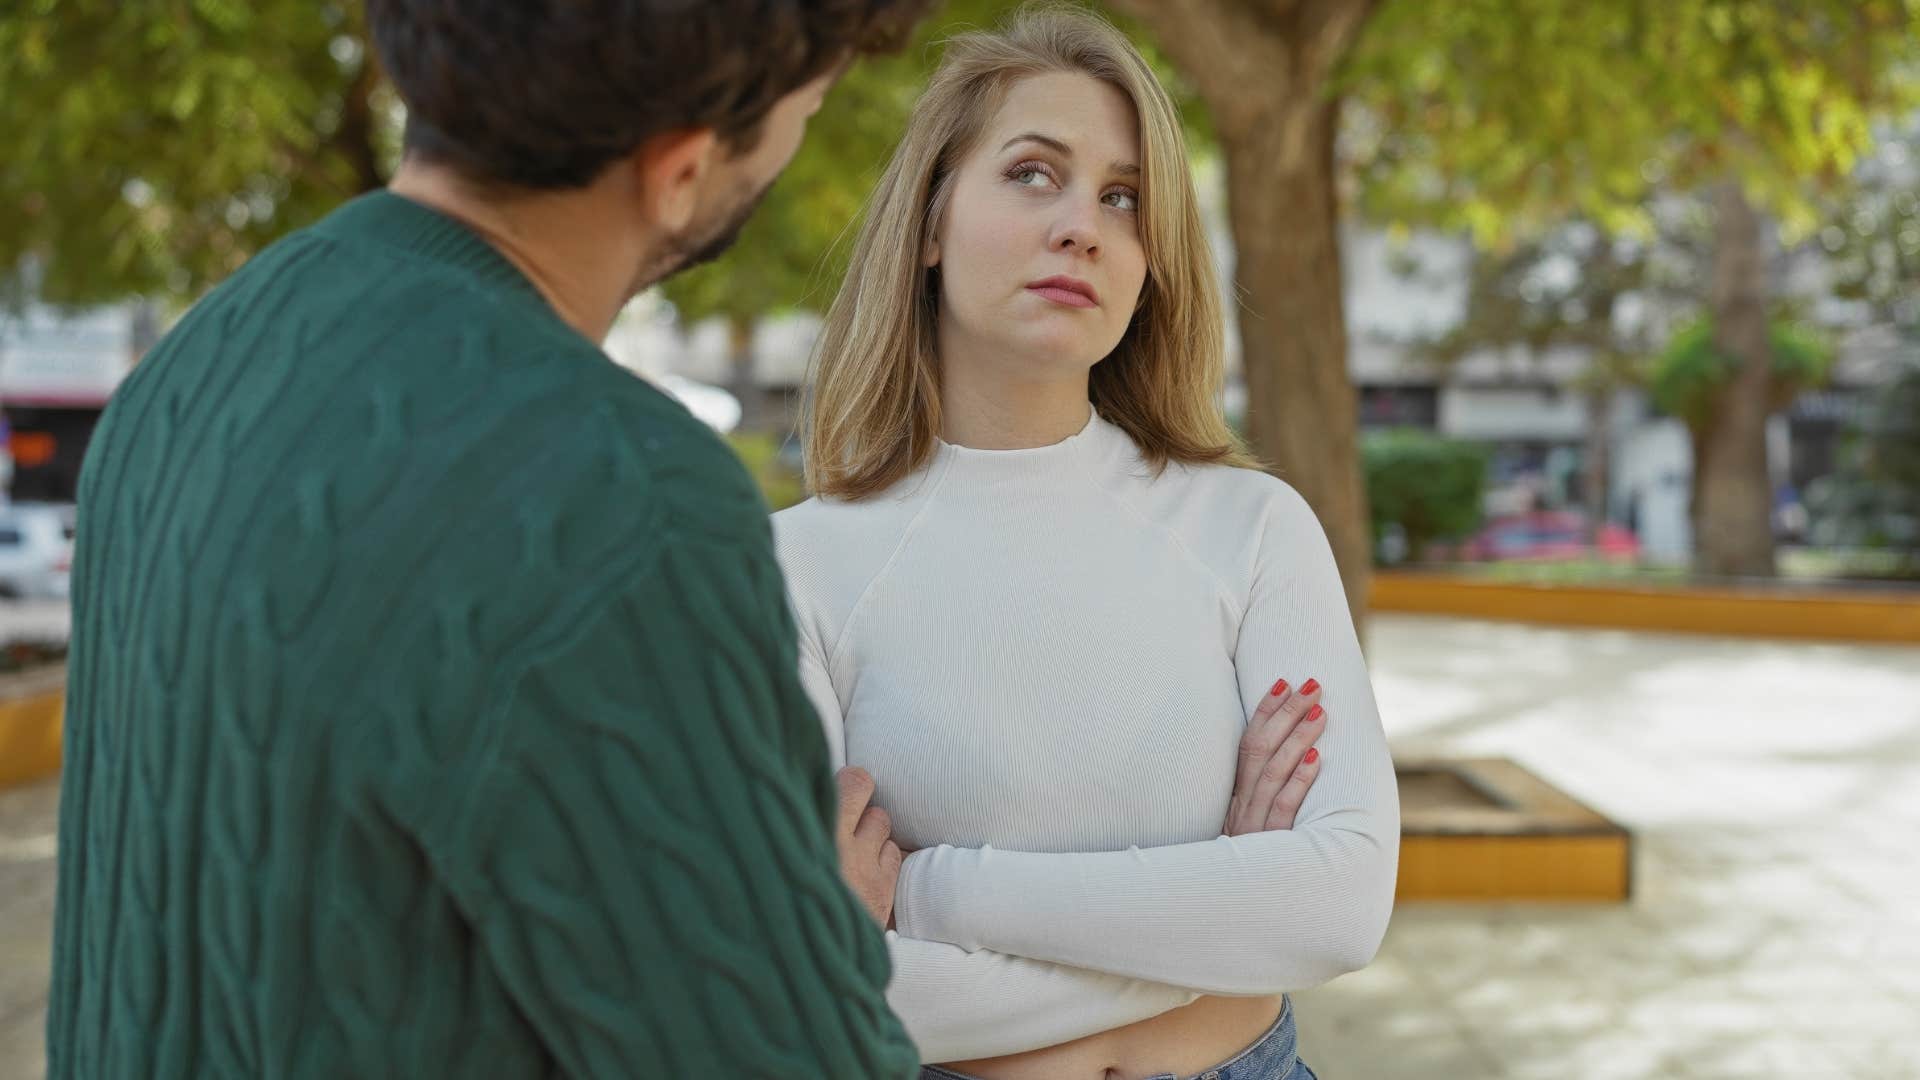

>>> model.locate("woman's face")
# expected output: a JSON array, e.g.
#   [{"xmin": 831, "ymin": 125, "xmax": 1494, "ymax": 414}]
[{"xmin": 927, "ymin": 72, "xmax": 1148, "ymax": 379}]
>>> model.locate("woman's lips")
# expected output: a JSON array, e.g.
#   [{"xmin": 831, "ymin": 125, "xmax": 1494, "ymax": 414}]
[
  {"xmin": 1028, "ymin": 285, "xmax": 1098, "ymax": 308},
  {"xmin": 1026, "ymin": 276, "xmax": 1099, "ymax": 308}
]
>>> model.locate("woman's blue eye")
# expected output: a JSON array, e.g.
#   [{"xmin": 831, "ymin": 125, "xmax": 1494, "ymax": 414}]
[
  {"xmin": 1104, "ymin": 190, "xmax": 1139, "ymax": 212},
  {"xmin": 1012, "ymin": 167, "xmax": 1052, "ymax": 186}
]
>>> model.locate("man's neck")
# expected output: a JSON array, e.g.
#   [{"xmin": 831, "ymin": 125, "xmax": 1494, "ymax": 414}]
[{"xmin": 388, "ymin": 163, "xmax": 642, "ymax": 343}]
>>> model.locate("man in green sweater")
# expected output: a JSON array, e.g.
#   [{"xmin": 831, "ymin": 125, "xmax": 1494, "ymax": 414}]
[{"xmin": 47, "ymin": 2, "xmax": 934, "ymax": 1076}]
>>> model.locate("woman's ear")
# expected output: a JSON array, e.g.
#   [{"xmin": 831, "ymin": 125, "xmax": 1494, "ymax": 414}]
[{"xmin": 922, "ymin": 234, "xmax": 941, "ymax": 269}]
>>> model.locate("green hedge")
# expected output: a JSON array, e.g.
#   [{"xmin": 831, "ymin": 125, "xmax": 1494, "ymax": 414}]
[
  {"xmin": 1362, "ymin": 428, "xmax": 1488, "ymax": 564},
  {"xmin": 726, "ymin": 431, "xmax": 808, "ymax": 512}
]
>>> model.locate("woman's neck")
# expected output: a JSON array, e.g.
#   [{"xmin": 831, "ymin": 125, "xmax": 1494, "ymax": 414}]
[{"xmin": 938, "ymin": 354, "xmax": 1093, "ymax": 451}]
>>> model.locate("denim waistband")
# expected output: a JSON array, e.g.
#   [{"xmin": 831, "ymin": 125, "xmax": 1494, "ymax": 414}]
[{"xmin": 921, "ymin": 996, "xmax": 1301, "ymax": 1080}]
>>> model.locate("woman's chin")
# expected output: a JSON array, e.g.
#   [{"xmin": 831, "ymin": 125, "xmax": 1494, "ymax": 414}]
[{"xmin": 998, "ymin": 327, "xmax": 1116, "ymax": 374}]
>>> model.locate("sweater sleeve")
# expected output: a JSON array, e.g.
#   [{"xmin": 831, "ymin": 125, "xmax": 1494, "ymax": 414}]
[
  {"xmin": 892, "ymin": 482, "xmax": 1400, "ymax": 996},
  {"xmin": 797, "ymin": 619, "xmax": 1198, "ymax": 1062},
  {"xmin": 415, "ymin": 514, "xmax": 921, "ymax": 1078}
]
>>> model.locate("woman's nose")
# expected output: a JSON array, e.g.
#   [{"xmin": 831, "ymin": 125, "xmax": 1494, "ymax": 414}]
[{"xmin": 1049, "ymin": 206, "xmax": 1101, "ymax": 257}]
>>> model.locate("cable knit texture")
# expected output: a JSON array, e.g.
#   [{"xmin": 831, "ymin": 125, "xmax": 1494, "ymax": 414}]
[
  {"xmin": 46, "ymin": 191, "xmax": 919, "ymax": 1080},
  {"xmin": 774, "ymin": 411, "xmax": 1400, "ymax": 1064}
]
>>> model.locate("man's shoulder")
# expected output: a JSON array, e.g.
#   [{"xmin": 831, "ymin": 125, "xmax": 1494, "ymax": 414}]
[
  {"xmin": 409, "ymin": 352, "xmax": 770, "ymax": 581},
  {"xmin": 563, "ymin": 367, "xmax": 769, "ymax": 539}
]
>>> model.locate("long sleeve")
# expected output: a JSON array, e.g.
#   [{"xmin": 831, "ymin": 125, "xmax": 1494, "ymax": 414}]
[
  {"xmin": 796, "ymin": 623, "xmax": 1198, "ymax": 1062},
  {"xmin": 893, "ymin": 482, "xmax": 1400, "ymax": 996},
  {"xmin": 411, "ymin": 522, "xmax": 922, "ymax": 1078},
  {"xmin": 884, "ymin": 935, "xmax": 1198, "ymax": 1063},
  {"xmin": 48, "ymin": 183, "xmax": 932, "ymax": 1079}
]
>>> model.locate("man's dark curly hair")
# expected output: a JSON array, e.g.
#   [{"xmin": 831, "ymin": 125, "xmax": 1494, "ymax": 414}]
[{"xmin": 367, "ymin": 0, "xmax": 934, "ymax": 190}]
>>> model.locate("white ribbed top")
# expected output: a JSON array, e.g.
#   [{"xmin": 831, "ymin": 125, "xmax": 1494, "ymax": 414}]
[{"xmin": 773, "ymin": 410, "xmax": 1399, "ymax": 1064}]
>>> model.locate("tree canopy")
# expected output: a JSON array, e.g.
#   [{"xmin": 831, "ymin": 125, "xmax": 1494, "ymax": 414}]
[
  {"xmin": 1342, "ymin": 0, "xmax": 1920, "ymax": 246},
  {"xmin": 2, "ymin": 1, "xmax": 394, "ymax": 306}
]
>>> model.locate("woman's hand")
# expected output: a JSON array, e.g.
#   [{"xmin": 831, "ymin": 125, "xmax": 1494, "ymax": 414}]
[
  {"xmin": 834, "ymin": 766, "xmax": 905, "ymax": 928},
  {"xmin": 1223, "ymin": 677, "xmax": 1326, "ymax": 836}
]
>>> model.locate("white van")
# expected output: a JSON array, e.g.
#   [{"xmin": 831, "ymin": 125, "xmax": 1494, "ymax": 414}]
[{"xmin": 0, "ymin": 502, "xmax": 75, "ymax": 600}]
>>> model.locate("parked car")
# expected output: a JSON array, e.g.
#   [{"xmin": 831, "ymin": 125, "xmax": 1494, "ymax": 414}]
[
  {"xmin": 0, "ymin": 502, "xmax": 75, "ymax": 600},
  {"xmin": 1457, "ymin": 510, "xmax": 1640, "ymax": 563}
]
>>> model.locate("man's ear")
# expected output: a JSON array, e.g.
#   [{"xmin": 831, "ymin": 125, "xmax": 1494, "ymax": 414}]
[{"xmin": 634, "ymin": 127, "xmax": 720, "ymax": 233}]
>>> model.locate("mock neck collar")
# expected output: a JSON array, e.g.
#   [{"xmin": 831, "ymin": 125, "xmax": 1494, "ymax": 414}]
[{"xmin": 932, "ymin": 408, "xmax": 1137, "ymax": 483}]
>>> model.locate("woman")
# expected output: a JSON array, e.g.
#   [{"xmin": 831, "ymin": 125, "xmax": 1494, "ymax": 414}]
[{"xmin": 774, "ymin": 7, "xmax": 1399, "ymax": 1078}]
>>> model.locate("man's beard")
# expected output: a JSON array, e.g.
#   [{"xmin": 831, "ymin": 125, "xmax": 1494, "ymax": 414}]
[{"xmin": 629, "ymin": 173, "xmax": 778, "ymax": 295}]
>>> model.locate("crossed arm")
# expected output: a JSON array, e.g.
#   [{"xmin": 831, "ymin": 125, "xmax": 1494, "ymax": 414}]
[{"xmin": 801, "ymin": 491, "xmax": 1401, "ymax": 1063}]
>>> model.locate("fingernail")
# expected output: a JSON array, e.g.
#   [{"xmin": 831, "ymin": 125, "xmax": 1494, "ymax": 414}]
[
  {"xmin": 1301, "ymin": 678, "xmax": 1321, "ymax": 695},
  {"xmin": 1269, "ymin": 678, "xmax": 1289, "ymax": 697},
  {"xmin": 1305, "ymin": 748, "xmax": 1319, "ymax": 764},
  {"xmin": 1305, "ymin": 705, "xmax": 1323, "ymax": 722}
]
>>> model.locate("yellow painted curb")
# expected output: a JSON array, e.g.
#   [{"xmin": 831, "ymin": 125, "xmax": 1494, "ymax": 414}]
[
  {"xmin": 1371, "ymin": 572, "xmax": 1920, "ymax": 644},
  {"xmin": 1397, "ymin": 758, "xmax": 1632, "ymax": 903},
  {"xmin": 0, "ymin": 664, "xmax": 65, "ymax": 790},
  {"xmin": 1399, "ymin": 834, "xmax": 1631, "ymax": 903}
]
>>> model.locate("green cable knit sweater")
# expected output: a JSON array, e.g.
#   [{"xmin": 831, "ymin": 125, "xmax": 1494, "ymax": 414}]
[{"xmin": 46, "ymin": 191, "xmax": 919, "ymax": 1079}]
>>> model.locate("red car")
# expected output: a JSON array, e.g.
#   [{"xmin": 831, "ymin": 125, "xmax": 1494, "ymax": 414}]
[{"xmin": 1458, "ymin": 511, "xmax": 1640, "ymax": 562}]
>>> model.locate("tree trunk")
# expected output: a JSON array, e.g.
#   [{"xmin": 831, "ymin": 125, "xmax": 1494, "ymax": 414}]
[
  {"xmin": 336, "ymin": 43, "xmax": 388, "ymax": 194},
  {"xmin": 1111, "ymin": 0, "xmax": 1379, "ymax": 629},
  {"xmin": 1694, "ymin": 182, "xmax": 1777, "ymax": 578},
  {"xmin": 726, "ymin": 315, "xmax": 761, "ymax": 431},
  {"xmin": 1224, "ymin": 98, "xmax": 1373, "ymax": 624},
  {"xmin": 129, "ymin": 300, "xmax": 163, "ymax": 364},
  {"xmin": 1686, "ymin": 421, "xmax": 1710, "ymax": 556},
  {"xmin": 1581, "ymin": 384, "xmax": 1612, "ymax": 549}
]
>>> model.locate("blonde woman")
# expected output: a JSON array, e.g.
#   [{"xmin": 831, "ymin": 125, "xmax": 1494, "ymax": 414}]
[{"xmin": 775, "ymin": 7, "xmax": 1397, "ymax": 1078}]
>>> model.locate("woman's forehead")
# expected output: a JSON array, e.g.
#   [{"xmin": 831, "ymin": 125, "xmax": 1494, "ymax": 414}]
[{"xmin": 980, "ymin": 72, "xmax": 1141, "ymax": 165}]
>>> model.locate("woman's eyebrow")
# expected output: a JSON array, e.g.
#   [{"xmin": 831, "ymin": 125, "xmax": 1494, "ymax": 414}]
[
  {"xmin": 1000, "ymin": 132, "xmax": 1140, "ymax": 178},
  {"xmin": 1000, "ymin": 131, "xmax": 1073, "ymax": 156}
]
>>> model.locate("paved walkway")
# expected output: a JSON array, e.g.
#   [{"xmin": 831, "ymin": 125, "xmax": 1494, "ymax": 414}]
[
  {"xmin": 4, "ymin": 614, "xmax": 1917, "ymax": 1078},
  {"xmin": 0, "ymin": 777, "xmax": 57, "ymax": 1080},
  {"xmin": 1295, "ymin": 615, "xmax": 1920, "ymax": 1079}
]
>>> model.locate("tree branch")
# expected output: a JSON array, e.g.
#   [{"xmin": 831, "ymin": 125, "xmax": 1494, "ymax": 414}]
[
  {"xmin": 1297, "ymin": 0, "xmax": 1377, "ymax": 87},
  {"xmin": 1113, "ymin": 0, "xmax": 1377, "ymax": 133},
  {"xmin": 1108, "ymin": 0, "xmax": 1291, "ymax": 128},
  {"xmin": 334, "ymin": 48, "xmax": 387, "ymax": 193}
]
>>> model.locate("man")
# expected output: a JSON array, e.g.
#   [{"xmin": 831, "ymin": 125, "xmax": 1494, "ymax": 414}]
[{"xmin": 46, "ymin": 1, "xmax": 932, "ymax": 1075}]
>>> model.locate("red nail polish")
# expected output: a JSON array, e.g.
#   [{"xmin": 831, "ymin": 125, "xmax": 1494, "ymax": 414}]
[
  {"xmin": 1305, "ymin": 748, "xmax": 1319, "ymax": 764},
  {"xmin": 1305, "ymin": 705, "xmax": 1323, "ymax": 722},
  {"xmin": 1269, "ymin": 678, "xmax": 1288, "ymax": 697},
  {"xmin": 1301, "ymin": 678, "xmax": 1320, "ymax": 696}
]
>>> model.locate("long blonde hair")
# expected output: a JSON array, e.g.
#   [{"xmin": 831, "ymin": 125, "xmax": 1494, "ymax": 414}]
[{"xmin": 805, "ymin": 3, "xmax": 1253, "ymax": 499}]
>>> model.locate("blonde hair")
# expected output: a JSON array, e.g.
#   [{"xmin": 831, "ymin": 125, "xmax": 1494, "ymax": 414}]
[{"xmin": 804, "ymin": 2, "xmax": 1254, "ymax": 499}]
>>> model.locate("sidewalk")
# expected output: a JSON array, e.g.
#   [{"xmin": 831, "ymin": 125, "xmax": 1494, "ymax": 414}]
[
  {"xmin": 0, "ymin": 777, "xmax": 57, "ymax": 1080},
  {"xmin": 1295, "ymin": 615, "xmax": 1920, "ymax": 1079},
  {"xmin": 5, "ymin": 614, "xmax": 1917, "ymax": 1078}
]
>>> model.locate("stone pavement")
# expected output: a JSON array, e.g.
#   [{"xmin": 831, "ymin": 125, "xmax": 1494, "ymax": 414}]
[
  {"xmin": 3, "ymin": 614, "xmax": 1916, "ymax": 1078},
  {"xmin": 1294, "ymin": 615, "xmax": 1920, "ymax": 1079},
  {"xmin": 0, "ymin": 776, "xmax": 57, "ymax": 1080}
]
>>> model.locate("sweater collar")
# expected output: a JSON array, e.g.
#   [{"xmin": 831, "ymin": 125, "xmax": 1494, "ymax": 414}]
[{"xmin": 312, "ymin": 190, "xmax": 551, "ymax": 310}]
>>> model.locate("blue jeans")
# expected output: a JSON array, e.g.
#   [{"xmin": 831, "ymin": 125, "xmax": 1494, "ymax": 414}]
[{"xmin": 920, "ymin": 996, "xmax": 1317, "ymax": 1080}]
